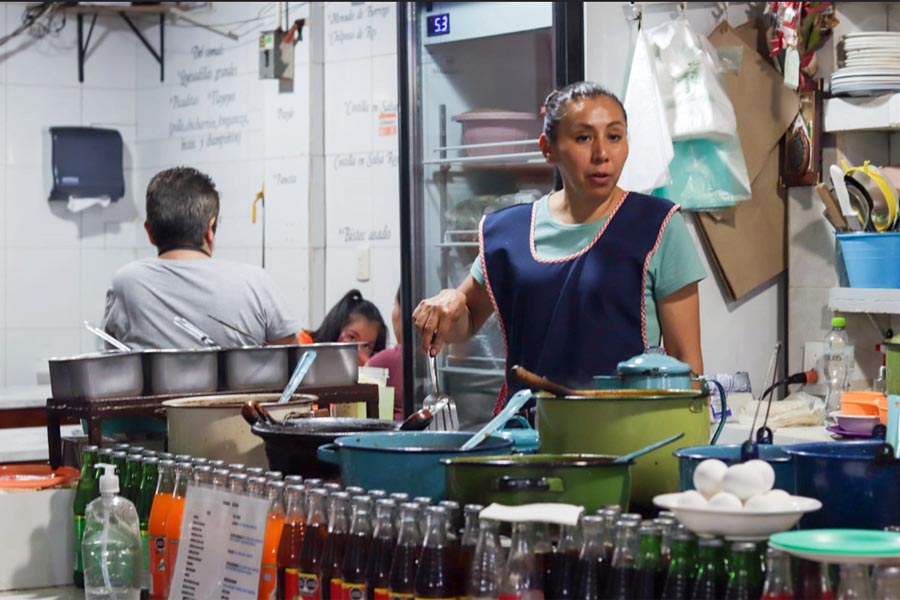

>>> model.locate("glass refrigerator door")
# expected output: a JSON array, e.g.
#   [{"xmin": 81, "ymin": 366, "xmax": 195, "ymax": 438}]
[{"xmin": 400, "ymin": 1, "xmax": 572, "ymax": 428}]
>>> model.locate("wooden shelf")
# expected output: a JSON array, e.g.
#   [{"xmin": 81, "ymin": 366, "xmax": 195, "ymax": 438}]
[
  {"xmin": 828, "ymin": 287, "xmax": 900, "ymax": 313},
  {"xmin": 824, "ymin": 94, "xmax": 900, "ymax": 132}
]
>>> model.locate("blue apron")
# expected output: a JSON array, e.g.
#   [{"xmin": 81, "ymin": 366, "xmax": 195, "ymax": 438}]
[{"xmin": 480, "ymin": 192, "xmax": 678, "ymax": 410}]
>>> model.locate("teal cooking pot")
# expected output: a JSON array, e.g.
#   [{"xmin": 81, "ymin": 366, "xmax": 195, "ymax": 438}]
[{"xmin": 317, "ymin": 431, "xmax": 514, "ymax": 500}]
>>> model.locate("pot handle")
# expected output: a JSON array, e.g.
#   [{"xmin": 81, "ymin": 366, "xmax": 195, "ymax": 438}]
[
  {"xmin": 317, "ymin": 443, "xmax": 340, "ymax": 464},
  {"xmin": 502, "ymin": 415, "xmax": 534, "ymax": 431},
  {"xmin": 497, "ymin": 475, "xmax": 564, "ymax": 493},
  {"xmin": 701, "ymin": 377, "xmax": 728, "ymax": 445}
]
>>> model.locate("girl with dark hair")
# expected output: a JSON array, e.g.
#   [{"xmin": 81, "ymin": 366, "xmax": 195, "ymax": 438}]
[
  {"xmin": 299, "ymin": 289, "xmax": 387, "ymax": 365},
  {"xmin": 412, "ymin": 81, "xmax": 707, "ymax": 414}
]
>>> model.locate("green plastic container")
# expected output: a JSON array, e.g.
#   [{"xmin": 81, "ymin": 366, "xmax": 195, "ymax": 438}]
[
  {"xmin": 535, "ymin": 389, "xmax": 711, "ymax": 511},
  {"xmin": 885, "ymin": 334, "xmax": 900, "ymax": 395},
  {"xmin": 442, "ymin": 453, "xmax": 632, "ymax": 513}
]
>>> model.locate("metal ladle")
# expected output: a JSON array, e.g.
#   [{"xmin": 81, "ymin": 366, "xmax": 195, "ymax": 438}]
[{"xmin": 83, "ymin": 321, "xmax": 131, "ymax": 352}]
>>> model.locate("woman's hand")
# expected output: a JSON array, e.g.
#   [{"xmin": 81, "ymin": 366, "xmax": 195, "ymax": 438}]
[{"xmin": 412, "ymin": 275, "xmax": 495, "ymax": 357}]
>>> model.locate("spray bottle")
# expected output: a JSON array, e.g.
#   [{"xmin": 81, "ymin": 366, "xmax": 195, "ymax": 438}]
[{"xmin": 82, "ymin": 463, "xmax": 142, "ymax": 600}]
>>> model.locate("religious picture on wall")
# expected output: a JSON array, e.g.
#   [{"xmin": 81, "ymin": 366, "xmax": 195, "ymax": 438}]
[{"xmin": 781, "ymin": 81, "xmax": 822, "ymax": 187}]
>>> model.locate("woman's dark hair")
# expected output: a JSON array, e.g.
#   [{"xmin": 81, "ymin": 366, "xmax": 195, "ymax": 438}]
[
  {"xmin": 542, "ymin": 81, "xmax": 627, "ymax": 141},
  {"xmin": 146, "ymin": 166, "xmax": 220, "ymax": 250},
  {"xmin": 312, "ymin": 289, "xmax": 387, "ymax": 353}
]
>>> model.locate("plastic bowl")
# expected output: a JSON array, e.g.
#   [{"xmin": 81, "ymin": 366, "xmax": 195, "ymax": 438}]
[
  {"xmin": 836, "ymin": 232, "xmax": 900, "ymax": 289},
  {"xmin": 830, "ymin": 411, "xmax": 881, "ymax": 434},
  {"xmin": 654, "ymin": 492, "xmax": 822, "ymax": 541},
  {"xmin": 841, "ymin": 391, "xmax": 884, "ymax": 416},
  {"xmin": 451, "ymin": 110, "xmax": 542, "ymax": 157}
]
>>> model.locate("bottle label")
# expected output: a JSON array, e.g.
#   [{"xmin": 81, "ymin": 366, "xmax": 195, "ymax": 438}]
[
  {"xmin": 284, "ymin": 568, "xmax": 300, "ymax": 599},
  {"xmin": 140, "ymin": 529, "xmax": 150, "ymax": 571},
  {"xmin": 73, "ymin": 515, "xmax": 86, "ymax": 572},
  {"xmin": 259, "ymin": 564, "xmax": 277, "ymax": 599},
  {"xmin": 149, "ymin": 534, "xmax": 166, "ymax": 596},
  {"xmin": 330, "ymin": 578, "xmax": 343, "ymax": 600},
  {"xmin": 373, "ymin": 587, "xmax": 390, "ymax": 600},
  {"xmin": 388, "ymin": 594, "xmax": 414, "ymax": 600},
  {"xmin": 298, "ymin": 572, "xmax": 320, "ymax": 599},
  {"xmin": 344, "ymin": 582, "xmax": 366, "ymax": 600}
]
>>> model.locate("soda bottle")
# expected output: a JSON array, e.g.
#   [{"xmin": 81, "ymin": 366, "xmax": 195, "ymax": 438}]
[
  {"xmin": 324, "ymin": 482, "xmax": 344, "ymax": 494},
  {"xmin": 633, "ymin": 522, "xmax": 664, "ymax": 600},
  {"xmin": 112, "ymin": 450, "xmax": 129, "ymax": 481},
  {"xmin": 299, "ymin": 489, "xmax": 330, "ymax": 599},
  {"xmin": 836, "ymin": 563, "xmax": 872, "ymax": 600},
  {"xmin": 498, "ymin": 521, "xmax": 544, "ymax": 600},
  {"xmin": 342, "ymin": 499, "xmax": 373, "ymax": 600},
  {"xmin": 190, "ymin": 456, "xmax": 208, "ymax": 467},
  {"xmin": 599, "ymin": 507, "xmax": 620, "ymax": 564},
  {"xmin": 388, "ymin": 502, "xmax": 422, "ymax": 600},
  {"xmin": 245, "ymin": 466, "xmax": 266, "ymax": 478},
  {"xmin": 691, "ymin": 537, "xmax": 726, "ymax": 600},
  {"xmin": 760, "ymin": 547, "xmax": 792, "ymax": 600},
  {"xmin": 530, "ymin": 522, "xmax": 553, "ymax": 593},
  {"xmin": 458, "ymin": 504, "xmax": 484, "ymax": 591},
  {"xmin": 248, "ymin": 476, "xmax": 269, "ymax": 497},
  {"xmin": 604, "ymin": 519, "xmax": 640, "ymax": 600},
  {"xmin": 73, "ymin": 444, "xmax": 100, "ymax": 588},
  {"xmin": 550, "ymin": 523, "xmax": 581, "ymax": 600},
  {"xmin": 823, "ymin": 316, "xmax": 853, "ymax": 419},
  {"xmin": 368, "ymin": 490, "xmax": 387, "ymax": 500},
  {"xmin": 164, "ymin": 461, "xmax": 192, "ymax": 595},
  {"xmin": 212, "ymin": 468, "xmax": 230, "ymax": 489},
  {"xmin": 279, "ymin": 485, "xmax": 307, "ymax": 600},
  {"xmin": 724, "ymin": 541, "xmax": 764, "ymax": 600},
  {"xmin": 573, "ymin": 515, "xmax": 608, "ymax": 600},
  {"xmin": 136, "ymin": 456, "xmax": 160, "ymax": 600},
  {"xmin": 793, "ymin": 557, "xmax": 835, "ymax": 600},
  {"xmin": 654, "ymin": 516, "xmax": 678, "ymax": 567},
  {"xmin": 260, "ymin": 481, "xmax": 287, "ymax": 600},
  {"xmin": 467, "ymin": 518, "xmax": 502, "ymax": 600},
  {"xmin": 345, "ymin": 486, "xmax": 365, "ymax": 496},
  {"xmin": 366, "ymin": 498, "xmax": 397, "ymax": 600},
  {"xmin": 437, "ymin": 500, "xmax": 461, "ymax": 598},
  {"xmin": 320, "ymin": 491, "xmax": 351, "ymax": 600},
  {"xmin": 415, "ymin": 506, "xmax": 454, "ymax": 599},
  {"xmin": 873, "ymin": 564, "xmax": 900, "ymax": 600},
  {"xmin": 124, "ymin": 453, "xmax": 144, "ymax": 504},
  {"xmin": 661, "ymin": 527, "xmax": 696, "ymax": 600},
  {"xmin": 228, "ymin": 471, "xmax": 249, "ymax": 493},
  {"xmin": 266, "ymin": 470, "xmax": 285, "ymax": 482},
  {"xmin": 304, "ymin": 478, "xmax": 325, "ymax": 490},
  {"xmin": 148, "ymin": 459, "xmax": 175, "ymax": 599}
]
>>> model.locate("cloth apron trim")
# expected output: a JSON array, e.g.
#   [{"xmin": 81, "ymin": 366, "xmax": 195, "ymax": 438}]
[
  {"xmin": 479, "ymin": 214, "xmax": 510, "ymax": 416},
  {"xmin": 528, "ymin": 191, "xmax": 630, "ymax": 264},
  {"xmin": 640, "ymin": 203, "xmax": 681, "ymax": 350}
]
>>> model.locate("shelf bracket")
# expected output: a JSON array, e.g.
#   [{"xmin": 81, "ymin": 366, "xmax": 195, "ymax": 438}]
[
  {"xmin": 119, "ymin": 13, "xmax": 165, "ymax": 82},
  {"xmin": 76, "ymin": 13, "xmax": 98, "ymax": 84}
]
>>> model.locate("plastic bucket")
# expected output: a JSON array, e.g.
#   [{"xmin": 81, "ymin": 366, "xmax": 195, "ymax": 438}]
[
  {"xmin": 836, "ymin": 232, "xmax": 900, "ymax": 288},
  {"xmin": 673, "ymin": 444, "xmax": 795, "ymax": 494},
  {"xmin": 784, "ymin": 440, "xmax": 900, "ymax": 529}
]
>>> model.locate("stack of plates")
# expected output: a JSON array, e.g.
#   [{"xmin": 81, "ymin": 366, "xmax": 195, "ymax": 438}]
[{"xmin": 833, "ymin": 32, "xmax": 900, "ymax": 96}]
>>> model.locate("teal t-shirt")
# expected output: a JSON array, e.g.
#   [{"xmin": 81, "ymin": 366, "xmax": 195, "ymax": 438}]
[{"xmin": 471, "ymin": 194, "xmax": 706, "ymax": 346}]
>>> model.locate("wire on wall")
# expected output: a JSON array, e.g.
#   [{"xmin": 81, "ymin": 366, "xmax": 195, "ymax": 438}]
[{"xmin": 0, "ymin": 1, "xmax": 64, "ymax": 47}]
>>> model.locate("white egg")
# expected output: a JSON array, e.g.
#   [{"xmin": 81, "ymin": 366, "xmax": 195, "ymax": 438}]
[
  {"xmin": 764, "ymin": 489, "xmax": 794, "ymax": 509},
  {"xmin": 678, "ymin": 490, "xmax": 709, "ymax": 509},
  {"xmin": 692, "ymin": 459, "xmax": 728, "ymax": 498},
  {"xmin": 744, "ymin": 493, "xmax": 780, "ymax": 511},
  {"xmin": 707, "ymin": 491, "xmax": 743, "ymax": 511},
  {"xmin": 722, "ymin": 463, "xmax": 767, "ymax": 501},
  {"xmin": 744, "ymin": 459, "xmax": 776, "ymax": 493}
]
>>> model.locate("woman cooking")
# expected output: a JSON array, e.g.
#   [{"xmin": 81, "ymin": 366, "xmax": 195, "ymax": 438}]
[{"xmin": 413, "ymin": 81, "xmax": 707, "ymax": 413}]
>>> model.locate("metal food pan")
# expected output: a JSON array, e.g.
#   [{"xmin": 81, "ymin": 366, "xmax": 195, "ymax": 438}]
[
  {"xmin": 48, "ymin": 351, "xmax": 145, "ymax": 401},
  {"xmin": 221, "ymin": 346, "xmax": 289, "ymax": 392},
  {"xmin": 287, "ymin": 342, "xmax": 359, "ymax": 387},
  {"xmin": 142, "ymin": 348, "xmax": 219, "ymax": 396}
]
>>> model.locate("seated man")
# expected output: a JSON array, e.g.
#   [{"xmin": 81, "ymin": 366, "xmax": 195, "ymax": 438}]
[{"xmin": 102, "ymin": 166, "xmax": 302, "ymax": 349}]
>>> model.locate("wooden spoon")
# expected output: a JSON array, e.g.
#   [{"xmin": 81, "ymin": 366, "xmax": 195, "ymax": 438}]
[
  {"xmin": 510, "ymin": 365, "xmax": 578, "ymax": 396},
  {"xmin": 510, "ymin": 365, "xmax": 693, "ymax": 399}
]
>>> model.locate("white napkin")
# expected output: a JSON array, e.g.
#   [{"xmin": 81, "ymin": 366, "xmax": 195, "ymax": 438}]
[
  {"xmin": 479, "ymin": 502, "xmax": 584, "ymax": 527},
  {"xmin": 66, "ymin": 195, "xmax": 111, "ymax": 213}
]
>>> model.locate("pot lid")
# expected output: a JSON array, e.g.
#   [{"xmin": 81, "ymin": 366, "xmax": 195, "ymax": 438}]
[{"xmin": 616, "ymin": 348, "xmax": 690, "ymax": 376}]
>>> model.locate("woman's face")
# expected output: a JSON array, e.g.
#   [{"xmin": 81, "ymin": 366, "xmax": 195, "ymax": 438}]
[
  {"xmin": 539, "ymin": 95, "xmax": 629, "ymax": 203},
  {"xmin": 339, "ymin": 314, "xmax": 381, "ymax": 365}
]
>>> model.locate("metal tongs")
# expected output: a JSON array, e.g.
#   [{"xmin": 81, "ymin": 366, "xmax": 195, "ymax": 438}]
[
  {"xmin": 422, "ymin": 354, "xmax": 459, "ymax": 431},
  {"xmin": 742, "ymin": 342, "xmax": 781, "ymax": 462},
  {"xmin": 173, "ymin": 316, "xmax": 221, "ymax": 349},
  {"xmin": 83, "ymin": 321, "xmax": 131, "ymax": 352}
]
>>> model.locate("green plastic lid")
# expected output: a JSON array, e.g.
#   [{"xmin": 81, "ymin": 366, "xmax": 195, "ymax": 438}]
[
  {"xmin": 769, "ymin": 529, "xmax": 900, "ymax": 559},
  {"xmin": 831, "ymin": 317, "xmax": 846, "ymax": 328}
]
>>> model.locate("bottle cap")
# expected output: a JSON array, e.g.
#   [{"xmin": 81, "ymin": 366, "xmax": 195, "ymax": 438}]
[
  {"xmin": 96, "ymin": 463, "xmax": 119, "ymax": 495},
  {"xmin": 832, "ymin": 316, "xmax": 847, "ymax": 327}
]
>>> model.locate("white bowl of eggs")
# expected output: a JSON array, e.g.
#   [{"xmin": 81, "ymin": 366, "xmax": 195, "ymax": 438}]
[{"xmin": 653, "ymin": 458, "xmax": 822, "ymax": 540}]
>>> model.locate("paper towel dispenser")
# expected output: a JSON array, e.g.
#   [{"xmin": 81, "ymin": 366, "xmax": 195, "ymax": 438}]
[{"xmin": 48, "ymin": 127, "xmax": 125, "ymax": 201}]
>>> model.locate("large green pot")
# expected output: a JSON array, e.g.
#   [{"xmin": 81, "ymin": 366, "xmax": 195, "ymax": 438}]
[
  {"xmin": 535, "ymin": 389, "xmax": 714, "ymax": 511},
  {"xmin": 442, "ymin": 454, "xmax": 632, "ymax": 513}
]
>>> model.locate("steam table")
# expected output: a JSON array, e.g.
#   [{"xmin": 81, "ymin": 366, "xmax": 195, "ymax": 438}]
[{"xmin": 44, "ymin": 383, "xmax": 380, "ymax": 469}]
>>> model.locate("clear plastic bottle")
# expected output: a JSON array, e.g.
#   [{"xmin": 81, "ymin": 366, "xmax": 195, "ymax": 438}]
[
  {"xmin": 824, "ymin": 316, "xmax": 853, "ymax": 418},
  {"xmin": 82, "ymin": 463, "xmax": 142, "ymax": 600}
]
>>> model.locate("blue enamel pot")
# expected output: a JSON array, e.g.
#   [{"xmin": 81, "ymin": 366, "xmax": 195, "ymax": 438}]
[
  {"xmin": 317, "ymin": 431, "xmax": 514, "ymax": 500},
  {"xmin": 673, "ymin": 444, "xmax": 795, "ymax": 494}
]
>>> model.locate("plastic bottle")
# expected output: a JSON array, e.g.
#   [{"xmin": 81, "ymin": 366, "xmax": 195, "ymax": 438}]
[
  {"xmin": 82, "ymin": 463, "xmax": 143, "ymax": 600},
  {"xmin": 824, "ymin": 316, "xmax": 853, "ymax": 417},
  {"xmin": 74, "ymin": 444, "xmax": 100, "ymax": 589}
]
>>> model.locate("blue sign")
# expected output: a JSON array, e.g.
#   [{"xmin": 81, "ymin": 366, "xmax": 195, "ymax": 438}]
[{"xmin": 427, "ymin": 13, "xmax": 450, "ymax": 37}]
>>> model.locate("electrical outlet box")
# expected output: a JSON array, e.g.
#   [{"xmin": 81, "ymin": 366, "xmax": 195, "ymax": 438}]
[
  {"xmin": 804, "ymin": 341, "xmax": 824, "ymax": 372},
  {"xmin": 259, "ymin": 29, "xmax": 293, "ymax": 79},
  {"xmin": 356, "ymin": 246, "xmax": 370, "ymax": 282}
]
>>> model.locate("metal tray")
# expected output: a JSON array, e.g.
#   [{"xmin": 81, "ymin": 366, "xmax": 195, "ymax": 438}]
[
  {"xmin": 287, "ymin": 342, "xmax": 359, "ymax": 387},
  {"xmin": 48, "ymin": 351, "xmax": 145, "ymax": 401},
  {"xmin": 143, "ymin": 348, "xmax": 219, "ymax": 396},
  {"xmin": 221, "ymin": 346, "xmax": 289, "ymax": 392}
]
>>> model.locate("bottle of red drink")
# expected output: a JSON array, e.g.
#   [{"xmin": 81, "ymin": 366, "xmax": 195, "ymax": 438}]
[
  {"xmin": 298, "ymin": 488, "xmax": 330, "ymax": 600},
  {"xmin": 365, "ymin": 499, "xmax": 397, "ymax": 600},
  {"xmin": 414, "ymin": 506, "xmax": 454, "ymax": 600},
  {"xmin": 320, "ymin": 492, "xmax": 351, "ymax": 600},
  {"xmin": 278, "ymin": 485, "xmax": 307, "ymax": 600},
  {"xmin": 388, "ymin": 503, "xmax": 421, "ymax": 600},
  {"xmin": 760, "ymin": 547, "xmax": 792, "ymax": 600},
  {"xmin": 498, "ymin": 521, "xmax": 544, "ymax": 600},
  {"xmin": 341, "ymin": 497, "xmax": 373, "ymax": 600},
  {"xmin": 260, "ymin": 481, "xmax": 286, "ymax": 600}
]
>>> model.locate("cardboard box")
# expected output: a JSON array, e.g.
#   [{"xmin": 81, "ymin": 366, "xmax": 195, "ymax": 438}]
[{"xmin": 0, "ymin": 487, "xmax": 74, "ymax": 591}]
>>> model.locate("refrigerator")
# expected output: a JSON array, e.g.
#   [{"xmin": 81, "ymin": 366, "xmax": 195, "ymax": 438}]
[{"xmin": 397, "ymin": 1, "xmax": 584, "ymax": 428}]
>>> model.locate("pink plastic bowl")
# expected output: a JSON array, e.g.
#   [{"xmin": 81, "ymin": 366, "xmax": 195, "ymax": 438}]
[{"xmin": 451, "ymin": 111, "xmax": 542, "ymax": 157}]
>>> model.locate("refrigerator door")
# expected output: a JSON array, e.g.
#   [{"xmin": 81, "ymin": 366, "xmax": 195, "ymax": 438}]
[{"xmin": 400, "ymin": 2, "xmax": 581, "ymax": 428}]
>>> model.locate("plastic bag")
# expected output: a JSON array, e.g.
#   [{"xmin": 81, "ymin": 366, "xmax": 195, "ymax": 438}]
[{"xmin": 653, "ymin": 136, "xmax": 752, "ymax": 209}]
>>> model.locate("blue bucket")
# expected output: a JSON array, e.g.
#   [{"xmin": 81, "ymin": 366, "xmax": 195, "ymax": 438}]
[
  {"xmin": 836, "ymin": 232, "xmax": 900, "ymax": 288},
  {"xmin": 673, "ymin": 444, "xmax": 794, "ymax": 494}
]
